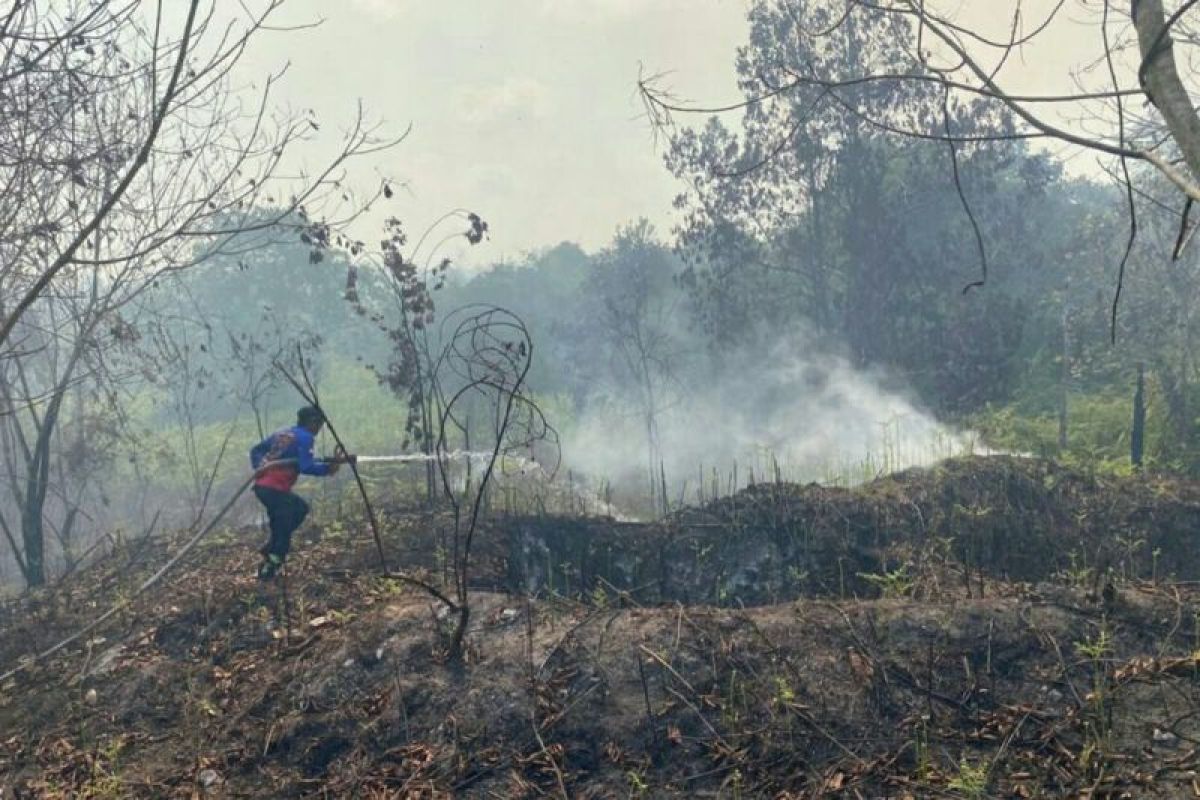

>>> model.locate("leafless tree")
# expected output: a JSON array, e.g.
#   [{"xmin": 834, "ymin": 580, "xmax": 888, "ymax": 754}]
[
  {"xmin": 349, "ymin": 211, "xmax": 489, "ymax": 503},
  {"xmin": 0, "ymin": 0, "xmax": 398, "ymax": 586},
  {"xmin": 0, "ymin": 253, "xmax": 145, "ymax": 586},
  {"xmin": 228, "ymin": 314, "xmax": 323, "ymax": 441},
  {"xmin": 433, "ymin": 306, "xmax": 558, "ymax": 660},
  {"xmin": 583, "ymin": 221, "xmax": 683, "ymax": 508},
  {"xmin": 0, "ymin": 0, "xmax": 396, "ymax": 355}
]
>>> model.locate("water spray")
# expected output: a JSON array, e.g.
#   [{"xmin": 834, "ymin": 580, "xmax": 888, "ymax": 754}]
[
  {"xmin": 350, "ymin": 451, "xmax": 545, "ymax": 474},
  {"xmin": 352, "ymin": 452, "xmax": 479, "ymax": 464}
]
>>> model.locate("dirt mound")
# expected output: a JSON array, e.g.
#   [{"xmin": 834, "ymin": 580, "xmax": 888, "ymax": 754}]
[
  {"xmin": 3, "ymin": 456, "xmax": 1200, "ymax": 796},
  {"xmin": 505, "ymin": 456, "xmax": 1200, "ymax": 604},
  {"xmin": 2, "ymin": 531, "xmax": 1200, "ymax": 797}
]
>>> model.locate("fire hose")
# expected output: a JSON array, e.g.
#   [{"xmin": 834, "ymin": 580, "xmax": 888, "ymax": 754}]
[{"xmin": 0, "ymin": 451, "xmax": 498, "ymax": 685}]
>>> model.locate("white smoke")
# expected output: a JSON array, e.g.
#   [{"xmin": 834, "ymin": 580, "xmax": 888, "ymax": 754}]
[{"xmin": 561, "ymin": 330, "xmax": 982, "ymax": 502}]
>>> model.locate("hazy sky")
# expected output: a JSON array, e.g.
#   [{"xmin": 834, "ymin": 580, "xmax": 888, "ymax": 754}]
[
  {"xmin": 243, "ymin": 0, "xmax": 745, "ymax": 266},
  {"xmin": 241, "ymin": 1, "xmax": 1122, "ymax": 267}
]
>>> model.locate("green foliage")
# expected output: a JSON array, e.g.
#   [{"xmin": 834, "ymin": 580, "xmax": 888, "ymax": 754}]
[
  {"xmin": 946, "ymin": 757, "xmax": 988, "ymax": 798},
  {"xmin": 1056, "ymin": 550, "xmax": 1094, "ymax": 589},
  {"xmin": 626, "ymin": 769, "xmax": 649, "ymax": 796},
  {"xmin": 913, "ymin": 719, "xmax": 932, "ymax": 781},
  {"xmin": 857, "ymin": 565, "xmax": 914, "ymax": 599},
  {"xmin": 83, "ymin": 735, "xmax": 128, "ymax": 799},
  {"xmin": 967, "ymin": 391, "xmax": 1156, "ymax": 476},
  {"xmin": 1076, "ymin": 622, "xmax": 1115, "ymax": 758},
  {"xmin": 1075, "ymin": 629, "xmax": 1113, "ymax": 661}
]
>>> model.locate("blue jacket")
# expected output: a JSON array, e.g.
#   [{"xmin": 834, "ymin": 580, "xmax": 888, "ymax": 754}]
[{"xmin": 250, "ymin": 425, "xmax": 331, "ymax": 491}]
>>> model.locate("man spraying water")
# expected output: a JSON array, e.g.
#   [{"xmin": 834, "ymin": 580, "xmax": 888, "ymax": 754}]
[
  {"xmin": 249, "ymin": 406, "xmax": 354, "ymax": 581},
  {"xmin": 248, "ymin": 404, "xmax": 537, "ymax": 581}
]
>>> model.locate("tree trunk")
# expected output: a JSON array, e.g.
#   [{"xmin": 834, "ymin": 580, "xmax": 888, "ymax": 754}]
[
  {"xmin": 11, "ymin": 322, "xmax": 90, "ymax": 587},
  {"xmin": 1058, "ymin": 285, "xmax": 1071, "ymax": 450},
  {"xmin": 21, "ymin": 434, "xmax": 52, "ymax": 587},
  {"xmin": 1154, "ymin": 360, "xmax": 1190, "ymax": 458},
  {"xmin": 1132, "ymin": 363, "xmax": 1146, "ymax": 470},
  {"xmin": 641, "ymin": 363, "xmax": 660, "ymax": 505},
  {"xmin": 20, "ymin": 510, "xmax": 45, "ymax": 587},
  {"xmin": 1134, "ymin": 0, "xmax": 1200, "ymax": 185}
]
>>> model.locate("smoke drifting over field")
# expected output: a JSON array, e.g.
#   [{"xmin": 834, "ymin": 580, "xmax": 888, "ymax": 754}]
[{"xmin": 562, "ymin": 332, "xmax": 979, "ymax": 498}]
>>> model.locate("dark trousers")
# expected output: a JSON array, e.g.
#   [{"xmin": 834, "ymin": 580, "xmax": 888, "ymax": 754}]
[{"xmin": 253, "ymin": 486, "xmax": 309, "ymax": 560}]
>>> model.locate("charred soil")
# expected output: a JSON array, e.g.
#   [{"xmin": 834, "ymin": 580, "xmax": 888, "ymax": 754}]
[{"xmin": 2, "ymin": 456, "xmax": 1200, "ymax": 798}]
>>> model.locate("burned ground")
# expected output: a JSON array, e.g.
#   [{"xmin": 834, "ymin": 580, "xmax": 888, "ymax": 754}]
[
  {"xmin": 506, "ymin": 456, "xmax": 1200, "ymax": 604},
  {"xmin": 2, "ymin": 456, "xmax": 1200, "ymax": 798}
]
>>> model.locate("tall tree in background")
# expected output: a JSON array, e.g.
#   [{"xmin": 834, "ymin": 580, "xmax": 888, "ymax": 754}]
[
  {"xmin": 655, "ymin": 0, "xmax": 1074, "ymax": 413},
  {"xmin": 643, "ymin": 0, "xmax": 1200, "ymax": 330},
  {"xmin": 581, "ymin": 221, "xmax": 683, "ymax": 501},
  {"xmin": 1056, "ymin": 171, "xmax": 1200, "ymax": 469}
]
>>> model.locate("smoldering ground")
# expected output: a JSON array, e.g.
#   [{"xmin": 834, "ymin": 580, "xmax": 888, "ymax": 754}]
[{"xmin": 561, "ymin": 328, "xmax": 983, "ymax": 507}]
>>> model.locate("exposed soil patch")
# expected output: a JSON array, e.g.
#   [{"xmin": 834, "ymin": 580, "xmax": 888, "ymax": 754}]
[{"xmin": 2, "ymin": 456, "xmax": 1200, "ymax": 797}]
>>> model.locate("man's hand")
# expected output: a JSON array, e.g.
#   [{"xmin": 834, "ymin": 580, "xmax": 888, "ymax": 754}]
[{"xmin": 329, "ymin": 445, "xmax": 357, "ymax": 474}]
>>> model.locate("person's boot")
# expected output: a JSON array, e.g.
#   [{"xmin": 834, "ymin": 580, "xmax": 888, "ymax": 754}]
[{"xmin": 257, "ymin": 553, "xmax": 284, "ymax": 581}]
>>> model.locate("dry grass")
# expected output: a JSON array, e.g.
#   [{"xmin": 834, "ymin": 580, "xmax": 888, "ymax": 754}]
[{"xmin": 2, "ymin": 456, "xmax": 1200, "ymax": 797}]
